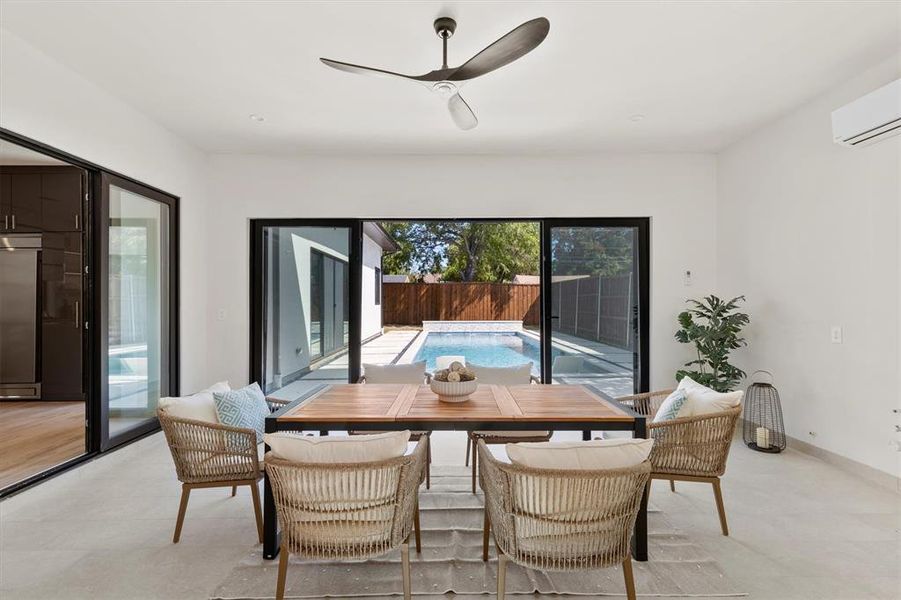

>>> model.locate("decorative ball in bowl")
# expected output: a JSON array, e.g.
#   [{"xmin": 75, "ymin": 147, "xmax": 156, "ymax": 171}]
[{"xmin": 430, "ymin": 362, "xmax": 478, "ymax": 403}]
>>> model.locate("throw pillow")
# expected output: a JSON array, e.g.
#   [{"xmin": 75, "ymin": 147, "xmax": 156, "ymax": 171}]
[
  {"xmin": 264, "ymin": 430, "xmax": 411, "ymax": 463},
  {"xmin": 213, "ymin": 382, "xmax": 270, "ymax": 442},
  {"xmin": 676, "ymin": 375, "xmax": 743, "ymax": 416},
  {"xmin": 652, "ymin": 389, "xmax": 689, "ymax": 423},
  {"xmin": 468, "ymin": 362, "xmax": 533, "ymax": 385},
  {"xmin": 362, "ymin": 361, "xmax": 428, "ymax": 384},
  {"xmin": 158, "ymin": 381, "xmax": 230, "ymax": 423},
  {"xmin": 505, "ymin": 438, "xmax": 654, "ymax": 470}
]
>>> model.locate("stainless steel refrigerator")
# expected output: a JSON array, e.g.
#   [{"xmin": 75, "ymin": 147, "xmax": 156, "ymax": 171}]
[{"xmin": 0, "ymin": 235, "xmax": 41, "ymax": 398}]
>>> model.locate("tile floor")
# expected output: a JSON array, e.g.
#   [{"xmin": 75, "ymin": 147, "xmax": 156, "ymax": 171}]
[{"xmin": 1, "ymin": 429, "xmax": 898, "ymax": 599}]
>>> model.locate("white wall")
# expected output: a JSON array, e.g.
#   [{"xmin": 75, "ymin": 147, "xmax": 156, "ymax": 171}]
[
  {"xmin": 0, "ymin": 30, "xmax": 211, "ymax": 394},
  {"xmin": 362, "ymin": 235, "xmax": 384, "ymax": 340},
  {"xmin": 717, "ymin": 55, "xmax": 901, "ymax": 477},
  {"xmin": 204, "ymin": 153, "xmax": 718, "ymax": 391}
]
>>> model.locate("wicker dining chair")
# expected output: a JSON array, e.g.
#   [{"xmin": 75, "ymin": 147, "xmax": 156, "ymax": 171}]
[
  {"xmin": 617, "ymin": 389, "xmax": 742, "ymax": 535},
  {"xmin": 477, "ymin": 440, "xmax": 650, "ymax": 600},
  {"xmin": 158, "ymin": 397, "xmax": 289, "ymax": 543},
  {"xmin": 266, "ymin": 440, "xmax": 427, "ymax": 600},
  {"xmin": 465, "ymin": 366, "xmax": 546, "ymax": 493},
  {"xmin": 350, "ymin": 367, "xmax": 432, "ymax": 488}
]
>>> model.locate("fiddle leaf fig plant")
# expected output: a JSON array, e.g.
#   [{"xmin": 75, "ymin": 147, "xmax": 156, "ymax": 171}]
[{"xmin": 674, "ymin": 295, "xmax": 749, "ymax": 392}]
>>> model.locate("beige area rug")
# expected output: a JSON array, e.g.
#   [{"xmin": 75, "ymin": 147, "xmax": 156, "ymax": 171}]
[{"xmin": 211, "ymin": 467, "xmax": 746, "ymax": 599}]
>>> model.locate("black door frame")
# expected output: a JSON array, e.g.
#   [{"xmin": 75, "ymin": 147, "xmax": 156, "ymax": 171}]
[
  {"xmin": 249, "ymin": 218, "xmax": 650, "ymax": 396},
  {"xmin": 97, "ymin": 175, "xmax": 179, "ymax": 451},
  {"xmin": 0, "ymin": 127, "xmax": 180, "ymax": 497},
  {"xmin": 539, "ymin": 218, "xmax": 651, "ymax": 394},
  {"xmin": 249, "ymin": 219, "xmax": 362, "ymax": 389}
]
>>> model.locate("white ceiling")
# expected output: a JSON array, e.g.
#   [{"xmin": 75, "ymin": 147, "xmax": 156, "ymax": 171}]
[{"xmin": 1, "ymin": 1, "xmax": 898, "ymax": 155}]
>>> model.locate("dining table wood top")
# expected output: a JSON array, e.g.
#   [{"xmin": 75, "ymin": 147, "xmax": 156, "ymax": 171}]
[{"xmin": 270, "ymin": 383, "xmax": 639, "ymax": 430}]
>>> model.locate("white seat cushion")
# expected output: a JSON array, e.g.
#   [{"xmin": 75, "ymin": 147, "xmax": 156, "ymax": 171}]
[
  {"xmin": 158, "ymin": 381, "xmax": 230, "ymax": 423},
  {"xmin": 506, "ymin": 438, "xmax": 654, "ymax": 470},
  {"xmin": 264, "ymin": 430, "xmax": 411, "ymax": 463},
  {"xmin": 363, "ymin": 361, "xmax": 427, "ymax": 384},
  {"xmin": 677, "ymin": 375, "xmax": 743, "ymax": 417},
  {"xmin": 469, "ymin": 362, "xmax": 533, "ymax": 385},
  {"xmin": 435, "ymin": 355, "xmax": 466, "ymax": 370}
]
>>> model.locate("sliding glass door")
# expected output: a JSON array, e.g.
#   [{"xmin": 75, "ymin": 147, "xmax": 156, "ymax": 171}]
[
  {"xmin": 251, "ymin": 221, "xmax": 361, "ymax": 399},
  {"xmin": 98, "ymin": 174, "xmax": 178, "ymax": 450},
  {"xmin": 541, "ymin": 220, "xmax": 649, "ymax": 396}
]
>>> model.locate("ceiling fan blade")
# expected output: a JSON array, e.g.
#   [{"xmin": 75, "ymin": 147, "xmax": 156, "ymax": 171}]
[
  {"xmin": 448, "ymin": 17, "xmax": 549, "ymax": 81},
  {"xmin": 448, "ymin": 93, "xmax": 478, "ymax": 130},
  {"xmin": 320, "ymin": 58, "xmax": 420, "ymax": 81}
]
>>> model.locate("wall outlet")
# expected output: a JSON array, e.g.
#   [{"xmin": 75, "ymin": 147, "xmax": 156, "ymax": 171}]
[
  {"xmin": 830, "ymin": 325, "xmax": 843, "ymax": 344},
  {"xmin": 217, "ymin": 309, "xmax": 228, "ymax": 321}
]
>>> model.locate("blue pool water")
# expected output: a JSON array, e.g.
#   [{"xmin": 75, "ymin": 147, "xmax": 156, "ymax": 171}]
[{"xmin": 413, "ymin": 332, "xmax": 565, "ymax": 375}]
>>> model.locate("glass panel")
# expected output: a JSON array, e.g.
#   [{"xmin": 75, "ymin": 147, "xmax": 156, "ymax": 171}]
[
  {"xmin": 263, "ymin": 227, "xmax": 350, "ymax": 399},
  {"xmin": 549, "ymin": 226, "xmax": 638, "ymax": 397},
  {"xmin": 108, "ymin": 185, "xmax": 168, "ymax": 439}
]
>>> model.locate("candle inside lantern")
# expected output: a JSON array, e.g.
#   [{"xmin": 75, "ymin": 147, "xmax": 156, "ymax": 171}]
[{"xmin": 756, "ymin": 426, "xmax": 770, "ymax": 449}]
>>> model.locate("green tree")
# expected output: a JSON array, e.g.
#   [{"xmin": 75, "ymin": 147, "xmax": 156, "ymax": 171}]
[
  {"xmin": 550, "ymin": 227, "xmax": 634, "ymax": 277},
  {"xmin": 379, "ymin": 221, "xmax": 539, "ymax": 282},
  {"xmin": 674, "ymin": 295, "xmax": 750, "ymax": 391}
]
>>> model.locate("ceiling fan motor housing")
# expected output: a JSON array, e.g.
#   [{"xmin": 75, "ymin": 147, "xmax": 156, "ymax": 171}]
[{"xmin": 434, "ymin": 17, "xmax": 457, "ymax": 38}]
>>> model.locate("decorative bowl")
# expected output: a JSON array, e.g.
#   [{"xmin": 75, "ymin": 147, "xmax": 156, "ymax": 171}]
[{"xmin": 429, "ymin": 378, "xmax": 478, "ymax": 403}]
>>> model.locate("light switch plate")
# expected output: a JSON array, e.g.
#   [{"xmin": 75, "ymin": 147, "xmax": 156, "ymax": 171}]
[{"xmin": 830, "ymin": 325, "xmax": 843, "ymax": 344}]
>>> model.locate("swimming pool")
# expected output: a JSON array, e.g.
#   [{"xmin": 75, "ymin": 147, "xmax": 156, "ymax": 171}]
[{"xmin": 413, "ymin": 332, "xmax": 565, "ymax": 375}]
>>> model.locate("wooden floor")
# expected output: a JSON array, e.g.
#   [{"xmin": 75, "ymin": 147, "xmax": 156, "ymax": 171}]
[{"xmin": 0, "ymin": 401, "xmax": 85, "ymax": 489}]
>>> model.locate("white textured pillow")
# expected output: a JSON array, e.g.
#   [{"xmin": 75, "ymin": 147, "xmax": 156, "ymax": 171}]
[
  {"xmin": 158, "ymin": 381, "xmax": 230, "ymax": 423},
  {"xmin": 264, "ymin": 430, "xmax": 411, "ymax": 464},
  {"xmin": 677, "ymin": 375, "xmax": 743, "ymax": 416},
  {"xmin": 363, "ymin": 362, "xmax": 427, "ymax": 384},
  {"xmin": 469, "ymin": 362, "xmax": 533, "ymax": 385},
  {"xmin": 506, "ymin": 438, "xmax": 654, "ymax": 470},
  {"xmin": 652, "ymin": 389, "xmax": 690, "ymax": 423}
]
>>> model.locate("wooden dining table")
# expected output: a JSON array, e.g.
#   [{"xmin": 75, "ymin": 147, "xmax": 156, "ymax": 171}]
[{"xmin": 263, "ymin": 383, "xmax": 649, "ymax": 561}]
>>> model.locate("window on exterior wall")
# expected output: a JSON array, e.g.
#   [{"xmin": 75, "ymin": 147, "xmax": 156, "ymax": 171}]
[{"xmin": 374, "ymin": 267, "xmax": 381, "ymax": 305}]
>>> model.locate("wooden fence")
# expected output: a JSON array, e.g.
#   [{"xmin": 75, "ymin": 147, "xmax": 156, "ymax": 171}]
[{"xmin": 382, "ymin": 283, "xmax": 540, "ymax": 326}]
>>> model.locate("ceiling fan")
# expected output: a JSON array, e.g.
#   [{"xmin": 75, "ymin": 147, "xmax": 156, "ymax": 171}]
[{"xmin": 320, "ymin": 16, "xmax": 550, "ymax": 130}]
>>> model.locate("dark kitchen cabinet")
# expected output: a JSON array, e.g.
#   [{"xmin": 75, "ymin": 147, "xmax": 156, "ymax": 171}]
[
  {"xmin": 9, "ymin": 172, "xmax": 42, "ymax": 232},
  {"xmin": 42, "ymin": 169, "xmax": 83, "ymax": 232},
  {"xmin": 0, "ymin": 173, "xmax": 10, "ymax": 230},
  {"xmin": 41, "ymin": 232, "xmax": 84, "ymax": 401}
]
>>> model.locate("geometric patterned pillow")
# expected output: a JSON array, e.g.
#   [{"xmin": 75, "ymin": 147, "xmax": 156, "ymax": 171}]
[
  {"xmin": 213, "ymin": 382, "xmax": 269, "ymax": 443},
  {"xmin": 652, "ymin": 389, "xmax": 688, "ymax": 423}
]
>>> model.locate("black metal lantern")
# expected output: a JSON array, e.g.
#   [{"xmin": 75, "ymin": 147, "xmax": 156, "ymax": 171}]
[{"xmin": 743, "ymin": 370, "xmax": 786, "ymax": 453}]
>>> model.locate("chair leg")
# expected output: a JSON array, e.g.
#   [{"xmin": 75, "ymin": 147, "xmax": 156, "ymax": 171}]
[
  {"xmin": 711, "ymin": 478, "xmax": 729, "ymax": 536},
  {"xmin": 413, "ymin": 502, "xmax": 422, "ymax": 553},
  {"xmin": 465, "ymin": 433, "xmax": 471, "ymax": 466},
  {"xmin": 231, "ymin": 485, "xmax": 237, "ymax": 497},
  {"xmin": 275, "ymin": 544, "xmax": 289, "ymax": 600},
  {"xmin": 497, "ymin": 553, "xmax": 508, "ymax": 600},
  {"xmin": 482, "ymin": 509, "xmax": 490, "ymax": 561},
  {"xmin": 425, "ymin": 436, "xmax": 431, "ymax": 490},
  {"xmin": 250, "ymin": 481, "xmax": 264, "ymax": 543},
  {"xmin": 622, "ymin": 556, "xmax": 636, "ymax": 600},
  {"xmin": 669, "ymin": 479, "xmax": 676, "ymax": 492},
  {"xmin": 401, "ymin": 541, "xmax": 412, "ymax": 600},
  {"xmin": 173, "ymin": 485, "xmax": 191, "ymax": 543},
  {"xmin": 471, "ymin": 439, "xmax": 478, "ymax": 494}
]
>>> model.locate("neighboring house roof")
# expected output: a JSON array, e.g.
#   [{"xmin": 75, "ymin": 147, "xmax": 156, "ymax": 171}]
[
  {"xmin": 512, "ymin": 274, "xmax": 541, "ymax": 284},
  {"xmin": 363, "ymin": 222, "xmax": 400, "ymax": 252},
  {"xmin": 420, "ymin": 273, "xmax": 443, "ymax": 283},
  {"xmin": 381, "ymin": 274, "xmax": 410, "ymax": 283}
]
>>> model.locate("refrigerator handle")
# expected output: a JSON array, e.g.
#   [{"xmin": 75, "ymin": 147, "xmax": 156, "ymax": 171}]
[{"xmin": 74, "ymin": 301, "xmax": 80, "ymax": 329}]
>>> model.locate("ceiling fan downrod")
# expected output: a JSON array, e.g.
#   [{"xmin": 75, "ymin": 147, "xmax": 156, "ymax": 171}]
[{"xmin": 434, "ymin": 17, "xmax": 456, "ymax": 69}]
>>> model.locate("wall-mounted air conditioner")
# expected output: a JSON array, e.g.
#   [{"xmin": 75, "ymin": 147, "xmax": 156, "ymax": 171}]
[{"xmin": 831, "ymin": 79, "xmax": 901, "ymax": 147}]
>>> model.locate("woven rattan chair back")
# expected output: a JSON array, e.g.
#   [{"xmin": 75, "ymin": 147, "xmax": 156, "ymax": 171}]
[
  {"xmin": 265, "ymin": 441, "xmax": 426, "ymax": 560},
  {"xmin": 477, "ymin": 440, "xmax": 650, "ymax": 571}
]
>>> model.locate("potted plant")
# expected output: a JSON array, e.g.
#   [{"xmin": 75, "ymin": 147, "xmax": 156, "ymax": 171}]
[{"xmin": 674, "ymin": 295, "xmax": 750, "ymax": 392}]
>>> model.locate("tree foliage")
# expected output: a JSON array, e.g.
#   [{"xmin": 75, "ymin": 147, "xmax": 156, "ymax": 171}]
[
  {"xmin": 674, "ymin": 295, "xmax": 750, "ymax": 392},
  {"xmin": 551, "ymin": 227, "xmax": 634, "ymax": 276},
  {"xmin": 379, "ymin": 221, "xmax": 539, "ymax": 282}
]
